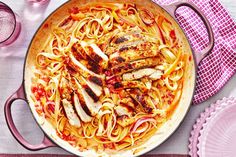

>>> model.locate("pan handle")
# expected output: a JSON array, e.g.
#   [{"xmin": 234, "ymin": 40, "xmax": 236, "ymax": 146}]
[
  {"xmin": 4, "ymin": 83, "xmax": 56, "ymax": 151},
  {"xmin": 163, "ymin": 0, "xmax": 214, "ymax": 64}
]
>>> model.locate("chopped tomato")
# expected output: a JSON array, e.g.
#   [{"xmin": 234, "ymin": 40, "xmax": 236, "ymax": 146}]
[
  {"xmin": 68, "ymin": 7, "xmax": 79, "ymax": 14},
  {"xmin": 41, "ymin": 76, "xmax": 50, "ymax": 82},
  {"xmin": 170, "ymin": 30, "xmax": 176, "ymax": 40},
  {"xmin": 32, "ymin": 85, "xmax": 46, "ymax": 100},
  {"xmin": 37, "ymin": 88, "xmax": 45, "ymax": 97},
  {"xmin": 31, "ymin": 86, "xmax": 38, "ymax": 93},
  {"xmin": 104, "ymin": 143, "xmax": 115, "ymax": 149}
]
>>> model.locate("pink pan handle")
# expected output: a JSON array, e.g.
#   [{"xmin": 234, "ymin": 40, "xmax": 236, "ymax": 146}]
[
  {"xmin": 163, "ymin": 0, "xmax": 215, "ymax": 65},
  {"xmin": 4, "ymin": 84, "xmax": 56, "ymax": 150}
]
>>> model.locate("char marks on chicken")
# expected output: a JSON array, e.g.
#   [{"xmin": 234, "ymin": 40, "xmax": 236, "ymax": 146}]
[{"xmin": 60, "ymin": 26, "xmax": 163, "ymax": 123}]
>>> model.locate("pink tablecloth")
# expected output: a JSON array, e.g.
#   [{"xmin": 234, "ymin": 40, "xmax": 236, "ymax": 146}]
[{"xmin": 154, "ymin": 0, "xmax": 236, "ymax": 104}]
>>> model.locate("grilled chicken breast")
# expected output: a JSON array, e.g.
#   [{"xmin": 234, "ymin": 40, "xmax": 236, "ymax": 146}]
[
  {"xmin": 59, "ymin": 17, "xmax": 164, "ymax": 129},
  {"xmin": 74, "ymin": 78, "xmax": 102, "ymax": 116},
  {"xmin": 62, "ymin": 99, "xmax": 81, "ymax": 127},
  {"xmin": 73, "ymin": 93, "xmax": 92, "ymax": 122}
]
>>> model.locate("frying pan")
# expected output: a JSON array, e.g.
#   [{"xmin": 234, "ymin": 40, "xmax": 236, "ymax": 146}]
[{"xmin": 4, "ymin": 0, "xmax": 214, "ymax": 156}]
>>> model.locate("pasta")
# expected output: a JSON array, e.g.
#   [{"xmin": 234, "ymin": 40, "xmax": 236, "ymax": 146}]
[{"xmin": 30, "ymin": 2, "xmax": 187, "ymax": 152}]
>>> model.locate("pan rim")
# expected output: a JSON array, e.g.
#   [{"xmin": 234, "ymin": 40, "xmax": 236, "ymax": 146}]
[{"xmin": 21, "ymin": 0, "xmax": 197, "ymax": 156}]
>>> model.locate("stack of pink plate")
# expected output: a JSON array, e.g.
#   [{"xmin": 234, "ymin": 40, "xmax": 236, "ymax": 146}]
[{"xmin": 189, "ymin": 97, "xmax": 236, "ymax": 157}]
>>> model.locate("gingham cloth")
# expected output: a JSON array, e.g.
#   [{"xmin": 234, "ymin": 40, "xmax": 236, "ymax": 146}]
[{"xmin": 153, "ymin": 0, "xmax": 236, "ymax": 104}]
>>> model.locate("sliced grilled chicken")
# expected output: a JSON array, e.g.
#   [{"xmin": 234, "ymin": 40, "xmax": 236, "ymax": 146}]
[
  {"xmin": 97, "ymin": 29, "xmax": 120, "ymax": 52},
  {"xmin": 81, "ymin": 88, "xmax": 102, "ymax": 116},
  {"xmin": 68, "ymin": 53, "xmax": 104, "ymax": 86},
  {"xmin": 76, "ymin": 75, "xmax": 100, "ymax": 102},
  {"xmin": 86, "ymin": 60, "xmax": 103, "ymax": 74},
  {"xmin": 74, "ymin": 78, "xmax": 102, "ymax": 116},
  {"xmin": 115, "ymin": 34, "xmax": 159, "ymax": 52},
  {"xmin": 80, "ymin": 41, "xmax": 108, "ymax": 68},
  {"xmin": 111, "ymin": 34, "xmax": 158, "ymax": 50},
  {"xmin": 90, "ymin": 43, "xmax": 109, "ymax": 61},
  {"xmin": 71, "ymin": 42, "xmax": 102, "ymax": 74},
  {"xmin": 84, "ymin": 79, "xmax": 102, "ymax": 96},
  {"xmin": 71, "ymin": 77, "xmax": 92, "ymax": 116},
  {"xmin": 88, "ymin": 76, "xmax": 103, "ymax": 87},
  {"xmin": 122, "ymin": 68, "xmax": 156, "ymax": 81},
  {"xmin": 108, "ymin": 26, "xmax": 160, "ymax": 65},
  {"xmin": 106, "ymin": 27, "xmax": 142, "ymax": 54},
  {"xmin": 122, "ymin": 68, "xmax": 163, "ymax": 81},
  {"xmin": 69, "ymin": 53, "xmax": 102, "ymax": 78},
  {"xmin": 109, "ymin": 47, "xmax": 159, "ymax": 65},
  {"xmin": 115, "ymin": 99, "xmax": 135, "ymax": 116},
  {"xmin": 71, "ymin": 42, "xmax": 88, "ymax": 60},
  {"xmin": 129, "ymin": 89, "xmax": 154, "ymax": 114},
  {"xmin": 110, "ymin": 57, "xmax": 160, "ymax": 76},
  {"xmin": 115, "ymin": 105, "xmax": 131, "ymax": 116},
  {"xmin": 111, "ymin": 32, "xmax": 140, "ymax": 45},
  {"xmin": 149, "ymin": 70, "xmax": 163, "ymax": 80},
  {"xmin": 62, "ymin": 99, "xmax": 81, "ymax": 127},
  {"xmin": 110, "ymin": 27, "xmax": 142, "ymax": 43},
  {"xmin": 117, "ymin": 40, "xmax": 144, "ymax": 50},
  {"xmin": 128, "ymin": 93, "xmax": 146, "ymax": 113},
  {"xmin": 113, "ymin": 36, "xmax": 128, "ymax": 45},
  {"xmin": 113, "ymin": 81, "xmax": 148, "ymax": 93},
  {"xmin": 110, "ymin": 31, "xmax": 156, "ymax": 49},
  {"xmin": 59, "ymin": 77, "xmax": 73, "ymax": 100},
  {"xmin": 73, "ymin": 93, "xmax": 92, "ymax": 122},
  {"xmin": 71, "ymin": 73, "xmax": 102, "ymax": 100}
]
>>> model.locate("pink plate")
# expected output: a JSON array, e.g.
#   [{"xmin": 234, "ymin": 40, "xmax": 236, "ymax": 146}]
[
  {"xmin": 197, "ymin": 98, "xmax": 236, "ymax": 157},
  {"xmin": 188, "ymin": 98, "xmax": 223, "ymax": 157}
]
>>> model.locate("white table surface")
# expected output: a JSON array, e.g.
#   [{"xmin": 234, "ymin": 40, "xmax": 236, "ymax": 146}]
[{"xmin": 0, "ymin": 0, "xmax": 235, "ymax": 155}]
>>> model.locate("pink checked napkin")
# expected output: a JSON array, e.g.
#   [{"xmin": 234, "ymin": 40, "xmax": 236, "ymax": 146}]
[{"xmin": 153, "ymin": 0, "xmax": 236, "ymax": 104}]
